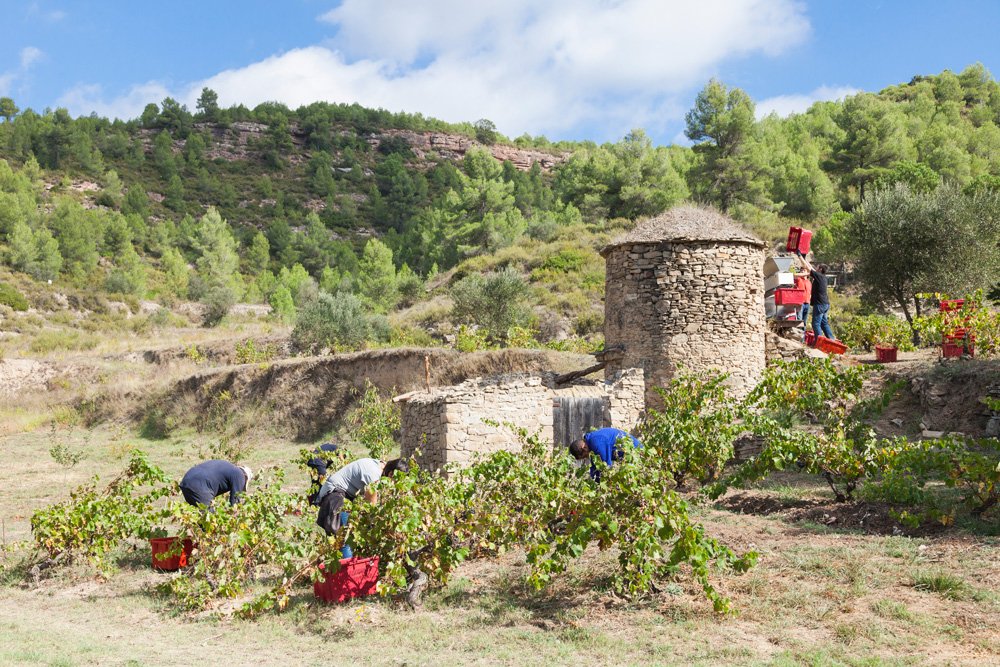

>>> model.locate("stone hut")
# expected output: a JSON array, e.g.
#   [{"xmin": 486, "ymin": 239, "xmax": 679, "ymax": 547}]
[
  {"xmin": 601, "ymin": 205, "xmax": 767, "ymax": 403},
  {"xmin": 395, "ymin": 369, "xmax": 644, "ymax": 473}
]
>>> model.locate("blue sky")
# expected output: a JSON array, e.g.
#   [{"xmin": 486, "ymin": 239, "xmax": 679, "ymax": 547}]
[{"xmin": 3, "ymin": 0, "xmax": 1000, "ymax": 145}]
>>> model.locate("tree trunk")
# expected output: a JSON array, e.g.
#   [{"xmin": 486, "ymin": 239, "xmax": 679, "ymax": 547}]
[{"xmin": 896, "ymin": 291, "xmax": 919, "ymax": 346}]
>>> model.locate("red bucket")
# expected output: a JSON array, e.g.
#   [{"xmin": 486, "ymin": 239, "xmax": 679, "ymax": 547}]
[
  {"xmin": 314, "ymin": 556, "xmax": 380, "ymax": 603},
  {"xmin": 150, "ymin": 537, "xmax": 194, "ymax": 571},
  {"xmin": 875, "ymin": 346, "xmax": 898, "ymax": 363}
]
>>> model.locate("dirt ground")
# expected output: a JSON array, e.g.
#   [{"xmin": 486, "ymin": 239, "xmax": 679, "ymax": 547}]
[{"xmin": 1, "ymin": 428, "xmax": 997, "ymax": 667}]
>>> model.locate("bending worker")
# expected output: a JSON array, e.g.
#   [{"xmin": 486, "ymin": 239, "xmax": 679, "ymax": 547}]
[
  {"xmin": 179, "ymin": 460, "xmax": 252, "ymax": 508},
  {"xmin": 306, "ymin": 442, "xmax": 343, "ymax": 506},
  {"xmin": 569, "ymin": 427, "xmax": 641, "ymax": 480},
  {"xmin": 315, "ymin": 457, "xmax": 401, "ymax": 535}
]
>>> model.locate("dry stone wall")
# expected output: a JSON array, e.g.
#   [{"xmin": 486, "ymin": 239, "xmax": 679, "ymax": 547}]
[
  {"xmin": 605, "ymin": 368, "xmax": 645, "ymax": 430},
  {"xmin": 603, "ymin": 241, "xmax": 766, "ymax": 403},
  {"xmin": 397, "ymin": 369, "xmax": 644, "ymax": 473},
  {"xmin": 398, "ymin": 375, "xmax": 552, "ymax": 472}
]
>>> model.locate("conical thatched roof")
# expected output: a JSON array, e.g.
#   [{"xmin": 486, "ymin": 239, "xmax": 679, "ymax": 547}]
[{"xmin": 600, "ymin": 205, "xmax": 765, "ymax": 256}]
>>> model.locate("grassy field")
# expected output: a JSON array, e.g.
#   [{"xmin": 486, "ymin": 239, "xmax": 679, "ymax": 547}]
[{"xmin": 1, "ymin": 425, "xmax": 997, "ymax": 667}]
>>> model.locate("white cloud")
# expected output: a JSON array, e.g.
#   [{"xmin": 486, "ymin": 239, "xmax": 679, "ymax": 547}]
[
  {"xmin": 0, "ymin": 46, "xmax": 44, "ymax": 97},
  {"xmin": 26, "ymin": 2, "xmax": 67, "ymax": 22},
  {"xmin": 0, "ymin": 73, "xmax": 14, "ymax": 97},
  {"xmin": 20, "ymin": 47, "xmax": 44, "ymax": 69},
  {"xmin": 756, "ymin": 85, "xmax": 859, "ymax": 118},
  {"xmin": 58, "ymin": 81, "xmax": 172, "ymax": 120},
  {"xmin": 61, "ymin": 0, "xmax": 811, "ymax": 140}
]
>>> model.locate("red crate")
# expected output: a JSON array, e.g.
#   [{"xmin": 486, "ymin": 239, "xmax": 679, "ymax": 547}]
[
  {"xmin": 944, "ymin": 331, "xmax": 976, "ymax": 346},
  {"xmin": 150, "ymin": 537, "xmax": 194, "ymax": 571},
  {"xmin": 314, "ymin": 556, "xmax": 380, "ymax": 603},
  {"xmin": 875, "ymin": 346, "xmax": 898, "ymax": 363},
  {"xmin": 805, "ymin": 331, "xmax": 817, "ymax": 346},
  {"xmin": 774, "ymin": 287, "xmax": 806, "ymax": 305},
  {"xmin": 786, "ymin": 226, "xmax": 812, "ymax": 255},
  {"xmin": 939, "ymin": 299, "xmax": 965, "ymax": 313},
  {"xmin": 815, "ymin": 336, "xmax": 848, "ymax": 355},
  {"xmin": 941, "ymin": 343, "xmax": 964, "ymax": 358}
]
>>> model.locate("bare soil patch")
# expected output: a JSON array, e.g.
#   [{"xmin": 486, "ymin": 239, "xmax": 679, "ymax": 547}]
[
  {"xmin": 717, "ymin": 490, "xmax": 948, "ymax": 536},
  {"xmin": 0, "ymin": 358, "xmax": 58, "ymax": 396}
]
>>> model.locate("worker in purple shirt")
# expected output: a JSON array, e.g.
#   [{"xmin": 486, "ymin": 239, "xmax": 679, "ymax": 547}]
[
  {"xmin": 179, "ymin": 460, "xmax": 252, "ymax": 508},
  {"xmin": 569, "ymin": 427, "xmax": 642, "ymax": 480}
]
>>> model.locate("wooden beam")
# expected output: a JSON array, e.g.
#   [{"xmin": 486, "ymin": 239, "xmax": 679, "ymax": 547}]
[{"xmin": 553, "ymin": 361, "xmax": 607, "ymax": 386}]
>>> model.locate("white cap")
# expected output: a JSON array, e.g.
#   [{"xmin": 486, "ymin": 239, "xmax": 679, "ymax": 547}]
[{"xmin": 239, "ymin": 465, "xmax": 253, "ymax": 488}]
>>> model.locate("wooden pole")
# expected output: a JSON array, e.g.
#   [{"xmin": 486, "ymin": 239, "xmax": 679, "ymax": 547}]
[
  {"xmin": 553, "ymin": 361, "xmax": 606, "ymax": 386},
  {"xmin": 424, "ymin": 355, "xmax": 431, "ymax": 391}
]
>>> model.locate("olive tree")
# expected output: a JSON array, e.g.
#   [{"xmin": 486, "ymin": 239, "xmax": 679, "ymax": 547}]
[
  {"xmin": 850, "ymin": 182, "xmax": 1000, "ymax": 338},
  {"xmin": 450, "ymin": 267, "xmax": 530, "ymax": 343}
]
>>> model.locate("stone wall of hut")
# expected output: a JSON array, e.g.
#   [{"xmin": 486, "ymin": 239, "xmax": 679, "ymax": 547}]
[
  {"xmin": 603, "ymin": 241, "xmax": 766, "ymax": 402},
  {"xmin": 397, "ymin": 370, "xmax": 644, "ymax": 473}
]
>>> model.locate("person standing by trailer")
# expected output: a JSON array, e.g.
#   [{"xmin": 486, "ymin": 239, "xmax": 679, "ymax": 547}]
[
  {"xmin": 179, "ymin": 460, "xmax": 252, "ymax": 508},
  {"xmin": 568, "ymin": 427, "xmax": 642, "ymax": 481},
  {"xmin": 796, "ymin": 253, "xmax": 834, "ymax": 342}
]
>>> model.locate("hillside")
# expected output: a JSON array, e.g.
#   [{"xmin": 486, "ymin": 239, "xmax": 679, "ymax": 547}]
[{"xmin": 0, "ymin": 64, "xmax": 999, "ymax": 353}]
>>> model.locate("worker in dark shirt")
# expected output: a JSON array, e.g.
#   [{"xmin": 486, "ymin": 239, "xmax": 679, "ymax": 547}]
[
  {"xmin": 797, "ymin": 253, "xmax": 834, "ymax": 341},
  {"xmin": 569, "ymin": 427, "xmax": 641, "ymax": 481},
  {"xmin": 306, "ymin": 442, "xmax": 342, "ymax": 506},
  {"xmin": 179, "ymin": 460, "xmax": 252, "ymax": 508}
]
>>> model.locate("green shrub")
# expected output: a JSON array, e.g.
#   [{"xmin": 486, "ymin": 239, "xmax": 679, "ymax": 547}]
[
  {"xmin": 387, "ymin": 325, "xmax": 437, "ymax": 348},
  {"xmin": 574, "ymin": 309, "xmax": 603, "ymax": 336},
  {"xmin": 539, "ymin": 248, "xmax": 587, "ymax": 273},
  {"xmin": 234, "ymin": 339, "xmax": 277, "ymax": 364},
  {"xmin": 291, "ymin": 291, "xmax": 390, "ymax": 351},
  {"xmin": 454, "ymin": 324, "xmax": 494, "ymax": 351},
  {"xmin": 139, "ymin": 406, "xmax": 176, "ymax": 439},
  {"xmin": 0, "ymin": 283, "xmax": 29, "ymax": 311},
  {"xmin": 347, "ymin": 380, "xmax": 401, "ymax": 459},
  {"xmin": 451, "ymin": 267, "xmax": 529, "ymax": 343},
  {"xmin": 201, "ymin": 285, "xmax": 236, "ymax": 327},
  {"xmin": 146, "ymin": 307, "xmax": 184, "ymax": 330},
  {"xmin": 839, "ymin": 314, "xmax": 915, "ymax": 351},
  {"xmin": 29, "ymin": 329, "xmax": 99, "ymax": 354}
]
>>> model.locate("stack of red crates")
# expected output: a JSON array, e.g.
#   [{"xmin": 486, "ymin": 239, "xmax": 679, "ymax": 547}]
[{"xmin": 939, "ymin": 299, "xmax": 975, "ymax": 358}]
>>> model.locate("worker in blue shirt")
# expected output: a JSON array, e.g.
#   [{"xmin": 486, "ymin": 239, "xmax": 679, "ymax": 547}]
[
  {"xmin": 568, "ymin": 427, "xmax": 641, "ymax": 480},
  {"xmin": 179, "ymin": 460, "xmax": 252, "ymax": 508}
]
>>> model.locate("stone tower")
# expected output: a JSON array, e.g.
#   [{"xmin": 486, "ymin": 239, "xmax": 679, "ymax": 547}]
[{"xmin": 601, "ymin": 205, "xmax": 767, "ymax": 404}]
